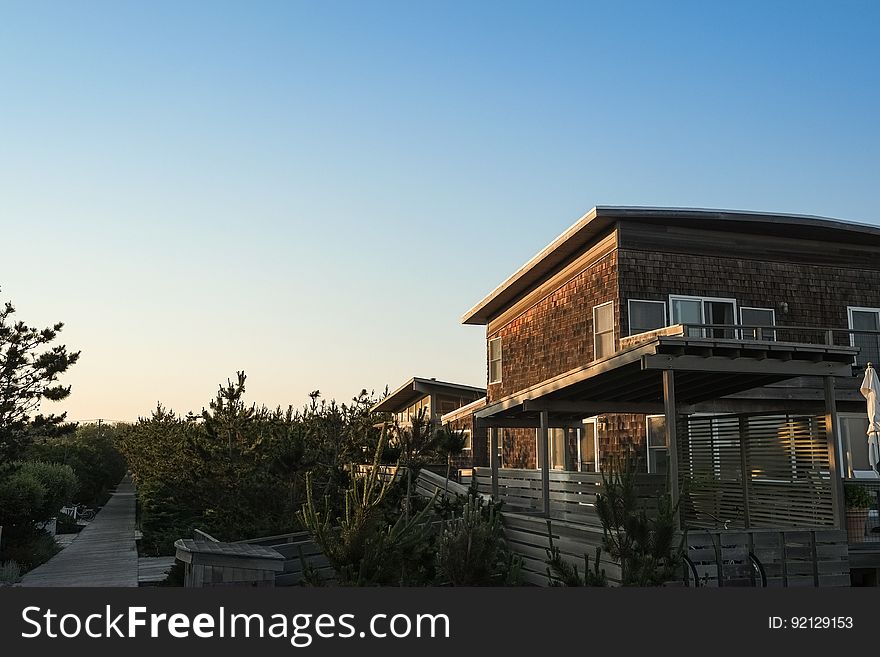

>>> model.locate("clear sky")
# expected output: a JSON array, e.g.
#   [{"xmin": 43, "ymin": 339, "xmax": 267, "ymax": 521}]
[{"xmin": 1, "ymin": 1, "xmax": 878, "ymax": 421}]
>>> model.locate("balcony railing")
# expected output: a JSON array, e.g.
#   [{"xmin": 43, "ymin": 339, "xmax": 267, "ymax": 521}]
[{"xmin": 631, "ymin": 323, "xmax": 880, "ymax": 368}]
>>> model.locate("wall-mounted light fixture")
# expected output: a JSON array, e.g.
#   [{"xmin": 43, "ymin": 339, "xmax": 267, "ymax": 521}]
[{"xmin": 779, "ymin": 301, "xmax": 789, "ymax": 315}]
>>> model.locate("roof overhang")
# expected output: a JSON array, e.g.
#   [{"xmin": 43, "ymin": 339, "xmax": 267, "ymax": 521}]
[
  {"xmin": 474, "ymin": 332, "xmax": 858, "ymax": 427},
  {"xmin": 371, "ymin": 377, "xmax": 486, "ymax": 414},
  {"xmin": 462, "ymin": 206, "xmax": 880, "ymax": 326}
]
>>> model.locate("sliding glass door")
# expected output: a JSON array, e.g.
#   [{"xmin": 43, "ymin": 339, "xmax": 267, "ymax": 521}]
[{"xmin": 670, "ymin": 295, "xmax": 737, "ymax": 338}]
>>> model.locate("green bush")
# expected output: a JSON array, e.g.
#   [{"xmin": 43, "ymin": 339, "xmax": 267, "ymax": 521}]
[
  {"xmin": 27, "ymin": 423, "xmax": 128, "ymax": 507},
  {"xmin": 845, "ymin": 483, "xmax": 875, "ymax": 509},
  {"xmin": 596, "ymin": 461, "xmax": 683, "ymax": 586},
  {"xmin": 436, "ymin": 493, "xmax": 521, "ymax": 586},
  {"xmin": 0, "ymin": 461, "xmax": 77, "ymax": 571},
  {"xmin": 16, "ymin": 461, "xmax": 78, "ymax": 520},
  {"xmin": 2, "ymin": 530, "xmax": 59, "ymax": 572},
  {"xmin": 0, "ymin": 470, "xmax": 45, "ymax": 528}
]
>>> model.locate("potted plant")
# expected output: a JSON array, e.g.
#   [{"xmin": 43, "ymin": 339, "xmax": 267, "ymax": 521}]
[{"xmin": 844, "ymin": 483, "xmax": 874, "ymax": 543}]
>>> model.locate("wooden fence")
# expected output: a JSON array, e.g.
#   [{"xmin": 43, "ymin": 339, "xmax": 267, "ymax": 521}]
[
  {"xmin": 473, "ymin": 467, "xmax": 664, "ymax": 524},
  {"xmin": 684, "ymin": 529, "xmax": 850, "ymax": 587},
  {"xmin": 501, "ymin": 512, "xmax": 622, "ymax": 586},
  {"xmin": 473, "ymin": 468, "xmax": 850, "ymax": 588},
  {"xmin": 501, "ymin": 512, "xmax": 851, "ymax": 588}
]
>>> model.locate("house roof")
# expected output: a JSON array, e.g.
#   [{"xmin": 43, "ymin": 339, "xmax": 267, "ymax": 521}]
[
  {"xmin": 371, "ymin": 377, "xmax": 486, "ymax": 414},
  {"xmin": 461, "ymin": 206, "xmax": 880, "ymax": 326}
]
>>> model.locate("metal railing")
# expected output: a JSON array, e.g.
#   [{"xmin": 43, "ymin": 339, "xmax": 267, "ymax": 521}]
[{"xmin": 670, "ymin": 323, "xmax": 880, "ymax": 366}]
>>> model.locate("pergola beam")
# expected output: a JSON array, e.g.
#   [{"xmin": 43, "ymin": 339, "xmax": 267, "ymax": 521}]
[
  {"xmin": 523, "ymin": 399, "xmax": 667, "ymax": 415},
  {"xmin": 642, "ymin": 354, "xmax": 852, "ymax": 377},
  {"xmin": 475, "ymin": 417, "xmax": 582, "ymax": 429}
]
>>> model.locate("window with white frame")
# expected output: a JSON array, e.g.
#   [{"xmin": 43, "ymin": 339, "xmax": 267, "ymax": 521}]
[
  {"xmin": 740, "ymin": 307, "xmax": 776, "ymax": 341},
  {"xmin": 488, "ymin": 337, "xmax": 502, "ymax": 384},
  {"xmin": 646, "ymin": 415, "xmax": 668, "ymax": 475},
  {"xmin": 848, "ymin": 307, "xmax": 880, "ymax": 368},
  {"xmin": 628, "ymin": 299, "xmax": 667, "ymax": 336},
  {"xmin": 593, "ymin": 301, "xmax": 615, "ymax": 359},
  {"xmin": 669, "ymin": 295, "xmax": 737, "ymax": 338},
  {"xmin": 579, "ymin": 418, "xmax": 600, "ymax": 473}
]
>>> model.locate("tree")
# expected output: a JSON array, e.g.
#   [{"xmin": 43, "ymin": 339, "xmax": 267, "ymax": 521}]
[
  {"xmin": 595, "ymin": 460, "xmax": 683, "ymax": 586},
  {"xmin": 0, "ymin": 292, "xmax": 80, "ymax": 462},
  {"xmin": 435, "ymin": 426, "xmax": 467, "ymax": 497}
]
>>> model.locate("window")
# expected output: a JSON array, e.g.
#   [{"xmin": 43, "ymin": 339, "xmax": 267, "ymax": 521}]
[
  {"xmin": 398, "ymin": 396, "xmax": 431, "ymax": 423},
  {"xmin": 840, "ymin": 413, "xmax": 873, "ymax": 476},
  {"xmin": 579, "ymin": 418, "xmax": 600, "ymax": 472},
  {"xmin": 593, "ymin": 301, "xmax": 615, "ymax": 359},
  {"xmin": 438, "ymin": 398, "xmax": 459, "ymax": 415},
  {"xmin": 488, "ymin": 337, "xmax": 502, "ymax": 384},
  {"xmin": 646, "ymin": 415, "xmax": 668, "ymax": 474},
  {"xmin": 670, "ymin": 295, "xmax": 737, "ymax": 338},
  {"xmin": 461, "ymin": 429, "xmax": 472, "ymax": 451},
  {"xmin": 848, "ymin": 307, "xmax": 880, "ymax": 367},
  {"xmin": 536, "ymin": 428, "xmax": 568, "ymax": 471},
  {"xmin": 740, "ymin": 307, "xmax": 776, "ymax": 341},
  {"xmin": 628, "ymin": 300, "xmax": 667, "ymax": 336}
]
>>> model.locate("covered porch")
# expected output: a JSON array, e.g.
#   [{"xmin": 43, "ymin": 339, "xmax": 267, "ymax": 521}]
[{"xmin": 475, "ymin": 326, "xmax": 859, "ymax": 586}]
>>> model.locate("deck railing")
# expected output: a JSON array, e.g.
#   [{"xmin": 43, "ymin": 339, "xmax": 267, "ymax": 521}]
[
  {"xmin": 472, "ymin": 467, "xmax": 665, "ymax": 524},
  {"xmin": 630, "ymin": 323, "xmax": 880, "ymax": 367}
]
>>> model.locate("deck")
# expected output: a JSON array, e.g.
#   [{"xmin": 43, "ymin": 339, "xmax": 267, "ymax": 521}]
[{"xmin": 20, "ymin": 476, "xmax": 138, "ymax": 587}]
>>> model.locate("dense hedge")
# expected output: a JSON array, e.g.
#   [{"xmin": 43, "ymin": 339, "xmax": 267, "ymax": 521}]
[
  {"xmin": 26, "ymin": 423, "xmax": 128, "ymax": 507},
  {"xmin": 0, "ymin": 461, "xmax": 77, "ymax": 571},
  {"xmin": 118, "ymin": 373, "xmax": 382, "ymax": 555}
]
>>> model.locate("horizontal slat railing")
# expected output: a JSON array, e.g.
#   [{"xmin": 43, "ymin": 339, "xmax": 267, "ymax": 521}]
[
  {"xmin": 685, "ymin": 528, "xmax": 850, "ymax": 588},
  {"xmin": 679, "ymin": 413, "xmax": 836, "ymax": 530},
  {"xmin": 500, "ymin": 512, "xmax": 621, "ymax": 586},
  {"xmin": 473, "ymin": 467, "xmax": 665, "ymax": 525}
]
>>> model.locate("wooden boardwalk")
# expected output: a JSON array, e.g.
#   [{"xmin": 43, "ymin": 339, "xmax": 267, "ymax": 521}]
[{"xmin": 21, "ymin": 476, "xmax": 138, "ymax": 587}]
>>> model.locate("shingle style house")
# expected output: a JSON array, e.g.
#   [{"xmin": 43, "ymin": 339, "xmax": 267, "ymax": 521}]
[
  {"xmin": 450, "ymin": 206, "xmax": 880, "ymax": 586},
  {"xmin": 462, "ymin": 206, "xmax": 880, "ymax": 478},
  {"xmin": 371, "ymin": 377, "xmax": 486, "ymax": 470}
]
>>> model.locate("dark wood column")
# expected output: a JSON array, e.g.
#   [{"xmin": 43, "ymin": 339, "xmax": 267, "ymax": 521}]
[
  {"xmin": 662, "ymin": 369, "xmax": 680, "ymax": 530},
  {"xmin": 539, "ymin": 409, "xmax": 550, "ymax": 517},
  {"xmin": 489, "ymin": 426, "xmax": 500, "ymax": 500}
]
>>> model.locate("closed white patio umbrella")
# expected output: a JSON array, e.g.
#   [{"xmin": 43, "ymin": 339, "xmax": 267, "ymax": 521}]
[{"xmin": 859, "ymin": 363, "xmax": 880, "ymax": 473}]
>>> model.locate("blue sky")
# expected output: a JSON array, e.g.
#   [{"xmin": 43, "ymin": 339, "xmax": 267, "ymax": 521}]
[{"xmin": 1, "ymin": 1, "xmax": 878, "ymax": 420}]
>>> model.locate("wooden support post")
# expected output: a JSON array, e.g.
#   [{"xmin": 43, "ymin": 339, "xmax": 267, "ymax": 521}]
[
  {"xmin": 824, "ymin": 376, "xmax": 847, "ymax": 531},
  {"xmin": 489, "ymin": 427, "xmax": 500, "ymax": 500},
  {"xmin": 663, "ymin": 370, "xmax": 680, "ymax": 530},
  {"xmin": 540, "ymin": 409, "xmax": 550, "ymax": 518},
  {"xmin": 738, "ymin": 415, "xmax": 751, "ymax": 529}
]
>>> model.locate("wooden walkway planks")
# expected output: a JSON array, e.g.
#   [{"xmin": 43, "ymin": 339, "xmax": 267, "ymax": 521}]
[
  {"xmin": 138, "ymin": 557, "xmax": 175, "ymax": 584},
  {"xmin": 20, "ymin": 476, "xmax": 138, "ymax": 587}
]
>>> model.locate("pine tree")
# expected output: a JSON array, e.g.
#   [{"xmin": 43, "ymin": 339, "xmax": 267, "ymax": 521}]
[{"xmin": 0, "ymin": 291, "xmax": 80, "ymax": 462}]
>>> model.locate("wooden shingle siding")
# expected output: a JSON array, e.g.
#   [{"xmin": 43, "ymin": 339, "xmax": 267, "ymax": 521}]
[
  {"xmin": 486, "ymin": 249, "xmax": 619, "ymax": 401},
  {"xmin": 617, "ymin": 228, "xmax": 880, "ymax": 336},
  {"xmin": 445, "ymin": 413, "xmax": 488, "ymax": 469}
]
